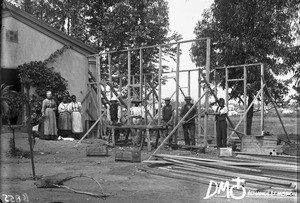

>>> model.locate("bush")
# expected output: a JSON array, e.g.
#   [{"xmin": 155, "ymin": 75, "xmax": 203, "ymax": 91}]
[{"xmin": 18, "ymin": 61, "xmax": 70, "ymax": 100}]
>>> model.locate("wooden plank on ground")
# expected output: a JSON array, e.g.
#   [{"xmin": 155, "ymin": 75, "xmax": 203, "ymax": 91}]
[
  {"xmin": 162, "ymin": 157, "xmax": 262, "ymax": 174},
  {"xmin": 235, "ymin": 152, "xmax": 298, "ymax": 162}
]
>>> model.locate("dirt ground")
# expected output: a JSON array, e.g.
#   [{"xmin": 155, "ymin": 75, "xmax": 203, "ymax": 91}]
[{"xmin": 0, "ymin": 131, "xmax": 298, "ymax": 203}]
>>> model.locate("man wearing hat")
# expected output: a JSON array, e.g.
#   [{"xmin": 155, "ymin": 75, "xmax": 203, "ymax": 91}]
[
  {"xmin": 130, "ymin": 99, "xmax": 145, "ymax": 146},
  {"xmin": 180, "ymin": 96, "xmax": 197, "ymax": 145},
  {"xmin": 162, "ymin": 97, "xmax": 174, "ymax": 146},
  {"xmin": 107, "ymin": 96, "xmax": 121, "ymax": 140}
]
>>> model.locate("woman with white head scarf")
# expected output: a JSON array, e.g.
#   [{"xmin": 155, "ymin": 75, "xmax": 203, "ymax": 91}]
[{"xmin": 41, "ymin": 91, "xmax": 57, "ymax": 140}]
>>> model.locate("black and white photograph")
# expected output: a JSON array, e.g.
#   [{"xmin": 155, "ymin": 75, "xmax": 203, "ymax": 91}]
[{"xmin": 0, "ymin": 0, "xmax": 299, "ymax": 202}]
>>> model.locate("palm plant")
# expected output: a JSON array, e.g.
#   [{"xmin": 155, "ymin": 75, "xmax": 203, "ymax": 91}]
[
  {"xmin": 0, "ymin": 84, "xmax": 15, "ymax": 130},
  {"xmin": 0, "ymin": 84, "xmax": 12, "ymax": 116}
]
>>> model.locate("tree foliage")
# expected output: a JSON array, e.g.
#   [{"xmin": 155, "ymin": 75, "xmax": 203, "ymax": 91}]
[
  {"xmin": 18, "ymin": 61, "xmax": 69, "ymax": 101},
  {"xmin": 87, "ymin": 0, "xmax": 181, "ymax": 88},
  {"xmin": 191, "ymin": 0, "xmax": 300, "ymax": 134}
]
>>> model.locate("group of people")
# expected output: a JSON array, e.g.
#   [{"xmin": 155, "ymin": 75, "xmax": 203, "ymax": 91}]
[
  {"xmin": 41, "ymin": 91, "xmax": 83, "ymax": 140},
  {"xmin": 39, "ymin": 89, "xmax": 228, "ymax": 147},
  {"xmin": 106, "ymin": 95, "xmax": 228, "ymax": 148}
]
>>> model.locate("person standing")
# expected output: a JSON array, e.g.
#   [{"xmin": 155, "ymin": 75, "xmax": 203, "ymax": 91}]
[
  {"xmin": 41, "ymin": 91, "xmax": 57, "ymax": 140},
  {"xmin": 180, "ymin": 96, "xmax": 197, "ymax": 145},
  {"xmin": 162, "ymin": 97, "xmax": 174, "ymax": 146},
  {"xmin": 107, "ymin": 96, "xmax": 121, "ymax": 141},
  {"xmin": 206, "ymin": 98, "xmax": 228, "ymax": 148},
  {"xmin": 70, "ymin": 95, "xmax": 83, "ymax": 139},
  {"xmin": 58, "ymin": 96, "xmax": 72, "ymax": 137},
  {"xmin": 130, "ymin": 99, "xmax": 145, "ymax": 146}
]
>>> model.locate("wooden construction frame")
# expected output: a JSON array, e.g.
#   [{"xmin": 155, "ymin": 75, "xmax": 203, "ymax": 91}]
[
  {"xmin": 78, "ymin": 38, "xmax": 290, "ymax": 155},
  {"xmin": 77, "ymin": 38, "xmax": 211, "ymax": 148}
]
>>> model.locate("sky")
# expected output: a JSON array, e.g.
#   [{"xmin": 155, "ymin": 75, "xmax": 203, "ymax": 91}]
[{"xmin": 162, "ymin": 0, "xmax": 216, "ymax": 102}]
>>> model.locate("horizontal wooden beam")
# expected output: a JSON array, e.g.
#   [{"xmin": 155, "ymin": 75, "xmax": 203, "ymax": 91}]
[
  {"xmin": 214, "ymin": 63, "xmax": 263, "ymax": 70},
  {"xmin": 87, "ymin": 38, "xmax": 210, "ymax": 57}
]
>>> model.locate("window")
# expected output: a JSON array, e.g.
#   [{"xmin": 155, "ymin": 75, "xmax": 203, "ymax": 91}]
[{"xmin": 6, "ymin": 30, "xmax": 18, "ymax": 43}]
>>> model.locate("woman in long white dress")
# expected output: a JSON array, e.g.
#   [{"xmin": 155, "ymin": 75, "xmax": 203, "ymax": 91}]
[
  {"xmin": 41, "ymin": 91, "xmax": 57, "ymax": 140},
  {"xmin": 70, "ymin": 95, "xmax": 83, "ymax": 139}
]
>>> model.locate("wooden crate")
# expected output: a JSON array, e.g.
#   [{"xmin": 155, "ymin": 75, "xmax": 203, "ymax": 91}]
[
  {"xmin": 86, "ymin": 145, "xmax": 108, "ymax": 156},
  {"xmin": 241, "ymin": 135, "xmax": 278, "ymax": 155},
  {"xmin": 114, "ymin": 150, "xmax": 141, "ymax": 162}
]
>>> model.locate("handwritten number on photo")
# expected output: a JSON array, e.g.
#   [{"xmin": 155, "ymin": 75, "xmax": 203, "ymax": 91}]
[{"xmin": 1, "ymin": 194, "xmax": 29, "ymax": 202}]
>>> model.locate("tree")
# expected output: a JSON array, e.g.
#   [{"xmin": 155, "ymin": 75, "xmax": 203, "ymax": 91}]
[{"xmin": 191, "ymin": 0, "xmax": 300, "ymax": 135}]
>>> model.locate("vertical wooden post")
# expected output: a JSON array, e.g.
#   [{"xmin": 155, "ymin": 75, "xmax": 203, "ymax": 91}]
[
  {"xmin": 23, "ymin": 84, "xmax": 35, "ymax": 178},
  {"xmin": 119, "ymin": 75, "xmax": 123, "ymax": 119},
  {"xmin": 139, "ymin": 49, "xmax": 143, "ymax": 101},
  {"xmin": 175, "ymin": 43, "xmax": 180, "ymax": 145},
  {"xmin": 158, "ymin": 46, "xmax": 162, "ymax": 125},
  {"xmin": 243, "ymin": 66, "xmax": 247, "ymax": 136},
  {"xmin": 108, "ymin": 53, "xmax": 112, "ymax": 99},
  {"xmin": 261, "ymin": 64, "xmax": 264, "ymax": 134},
  {"xmin": 127, "ymin": 51, "xmax": 131, "ymax": 119},
  {"xmin": 225, "ymin": 67, "xmax": 229, "ymax": 109},
  {"xmin": 87, "ymin": 84, "xmax": 91, "ymax": 136},
  {"xmin": 96, "ymin": 56, "xmax": 102, "ymax": 138},
  {"xmin": 188, "ymin": 70, "xmax": 191, "ymax": 96},
  {"xmin": 152, "ymin": 74, "xmax": 155, "ymax": 117},
  {"xmin": 198, "ymin": 69, "xmax": 202, "ymax": 143},
  {"xmin": 203, "ymin": 38, "xmax": 211, "ymax": 147},
  {"xmin": 144, "ymin": 76, "xmax": 148, "ymax": 125},
  {"xmin": 214, "ymin": 69, "xmax": 217, "ymax": 139}
]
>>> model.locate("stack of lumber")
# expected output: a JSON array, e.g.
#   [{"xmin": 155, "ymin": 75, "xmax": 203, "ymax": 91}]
[{"xmin": 141, "ymin": 153, "xmax": 299, "ymax": 192}]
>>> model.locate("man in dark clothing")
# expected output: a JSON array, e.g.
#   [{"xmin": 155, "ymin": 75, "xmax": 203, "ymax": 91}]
[
  {"xmin": 162, "ymin": 97, "xmax": 174, "ymax": 145},
  {"xmin": 206, "ymin": 98, "xmax": 228, "ymax": 148},
  {"xmin": 180, "ymin": 96, "xmax": 197, "ymax": 145}
]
